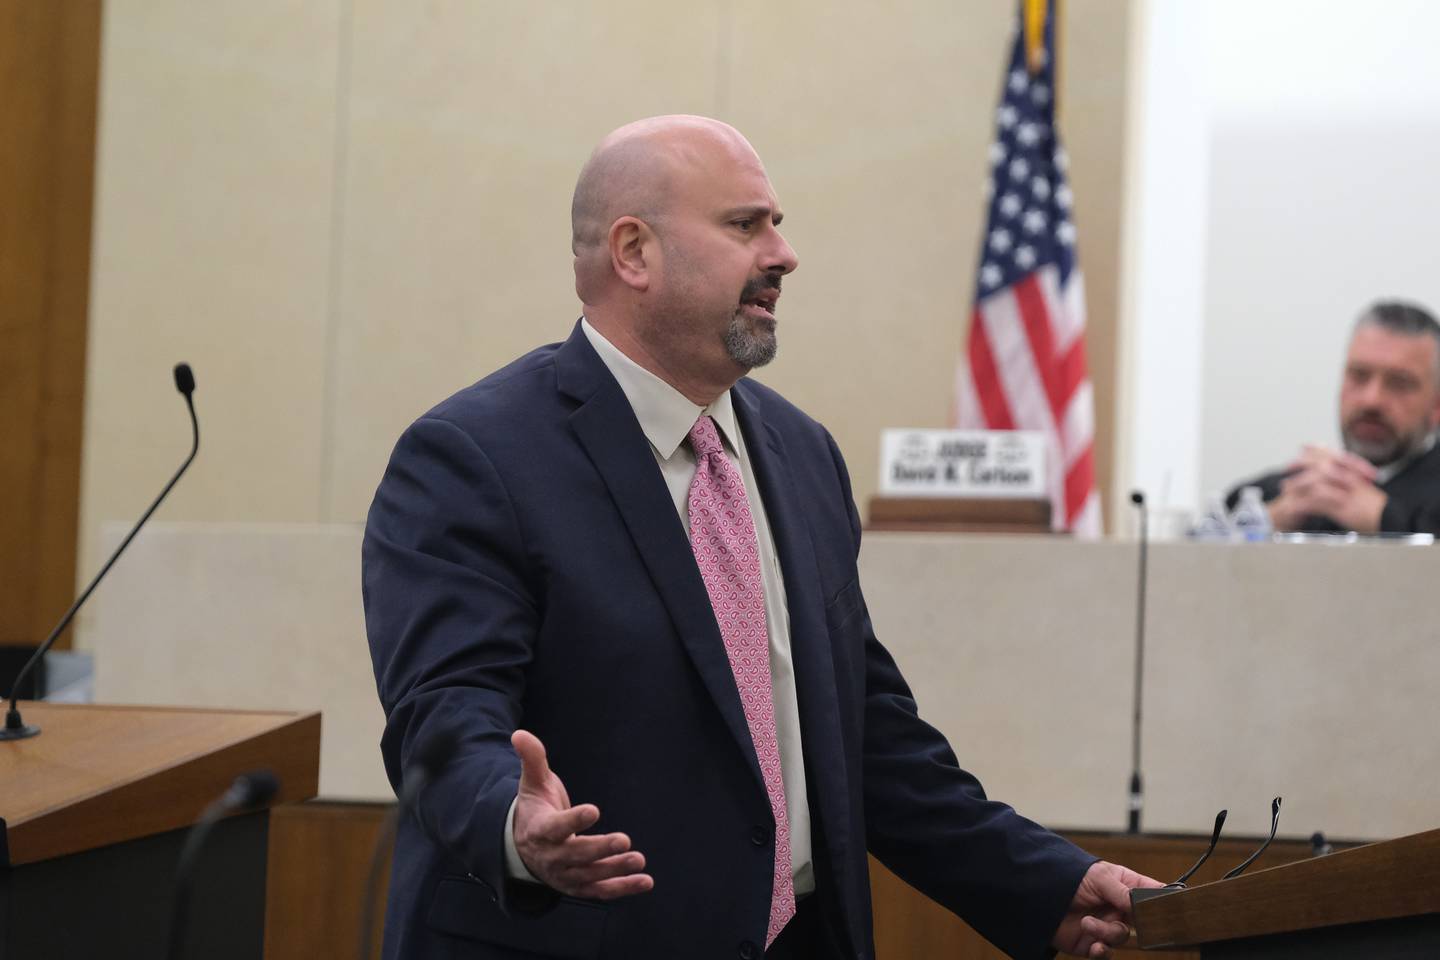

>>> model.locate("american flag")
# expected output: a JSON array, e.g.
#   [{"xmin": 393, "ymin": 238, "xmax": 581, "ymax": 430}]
[{"xmin": 954, "ymin": 0, "xmax": 1100, "ymax": 537}]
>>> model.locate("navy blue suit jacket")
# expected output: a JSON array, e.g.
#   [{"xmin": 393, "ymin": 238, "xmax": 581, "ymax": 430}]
[{"xmin": 362, "ymin": 323, "xmax": 1093, "ymax": 959}]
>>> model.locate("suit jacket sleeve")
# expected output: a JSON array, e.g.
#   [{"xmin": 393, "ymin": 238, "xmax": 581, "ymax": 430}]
[
  {"xmin": 824, "ymin": 433, "xmax": 1096, "ymax": 959},
  {"xmin": 362, "ymin": 415, "xmax": 533, "ymax": 909}
]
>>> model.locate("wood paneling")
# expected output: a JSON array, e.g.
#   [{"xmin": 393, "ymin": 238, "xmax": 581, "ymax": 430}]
[
  {"xmin": 266, "ymin": 802, "xmax": 391, "ymax": 960},
  {"xmin": 0, "ymin": 0, "xmax": 100, "ymax": 652}
]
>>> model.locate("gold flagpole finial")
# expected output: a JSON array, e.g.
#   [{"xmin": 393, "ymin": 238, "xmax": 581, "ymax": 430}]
[{"xmin": 1023, "ymin": 0, "xmax": 1048, "ymax": 74}]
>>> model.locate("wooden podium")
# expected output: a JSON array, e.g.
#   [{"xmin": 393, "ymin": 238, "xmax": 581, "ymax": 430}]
[
  {"xmin": 1133, "ymin": 827, "xmax": 1440, "ymax": 958},
  {"xmin": 0, "ymin": 702, "xmax": 320, "ymax": 959}
]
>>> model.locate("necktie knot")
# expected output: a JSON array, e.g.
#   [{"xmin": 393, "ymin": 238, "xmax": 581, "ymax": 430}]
[{"xmin": 688, "ymin": 415, "xmax": 726, "ymax": 460}]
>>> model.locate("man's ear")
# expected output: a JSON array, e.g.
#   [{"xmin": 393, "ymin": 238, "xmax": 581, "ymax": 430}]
[{"xmin": 609, "ymin": 217, "xmax": 654, "ymax": 292}]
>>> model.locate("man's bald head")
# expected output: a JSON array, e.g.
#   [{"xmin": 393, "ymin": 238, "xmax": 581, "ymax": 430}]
[
  {"xmin": 566, "ymin": 115, "xmax": 797, "ymax": 404},
  {"xmin": 570, "ymin": 116, "xmax": 759, "ymax": 300}
]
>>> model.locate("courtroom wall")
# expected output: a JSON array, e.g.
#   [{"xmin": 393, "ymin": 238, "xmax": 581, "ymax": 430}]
[{"xmin": 77, "ymin": 0, "xmax": 1134, "ymax": 610}]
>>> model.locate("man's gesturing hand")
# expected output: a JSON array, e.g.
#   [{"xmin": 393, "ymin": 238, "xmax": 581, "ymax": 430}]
[
  {"xmin": 1051, "ymin": 861, "xmax": 1163, "ymax": 959},
  {"xmin": 510, "ymin": 730, "xmax": 654, "ymax": 900}
]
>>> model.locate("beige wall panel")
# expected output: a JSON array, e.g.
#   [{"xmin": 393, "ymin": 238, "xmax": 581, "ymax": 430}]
[
  {"xmin": 92, "ymin": 523, "xmax": 388, "ymax": 800},
  {"xmin": 1139, "ymin": 541, "xmax": 1440, "ymax": 840},
  {"xmin": 80, "ymin": 1, "xmax": 343, "ymax": 585},
  {"xmin": 860, "ymin": 535, "xmax": 1440, "ymax": 841},
  {"xmin": 84, "ymin": 1, "xmax": 1131, "ymax": 548},
  {"xmin": 861, "ymin": 534, "xmax": 1133, "ymax": 829},
  {"xmin": 1058, "ymin": 0, "xmax": 1130, "ymax": 530},
  {"xmin": 724, "ymin": 1, "xmax": 1129, "ymax": 520},
  {"xmin": 326, "ymin": 0, "xmax": 724, "ymax": 521},
  {"xmin": 724, "ymin": 0, "xmax": 1012, "ymax": 509}
]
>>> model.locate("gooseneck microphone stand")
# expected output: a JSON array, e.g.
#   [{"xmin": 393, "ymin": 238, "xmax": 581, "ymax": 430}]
[
  {"xmin": 1127, "ymin": 490, "xmax": 1148, "ymax": 833},
  {"xmin": 2, "ymin": 363, "xmax": 199, "ymax": 741},
  {"xmin": 166, "ymin": 770, "xmax": 279, "ymax": 960}
]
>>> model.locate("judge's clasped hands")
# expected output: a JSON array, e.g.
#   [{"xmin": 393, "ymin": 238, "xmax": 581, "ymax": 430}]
[{"xmin": 1268, "ymin": 445, "xmax": 1385, "ymax": 532}]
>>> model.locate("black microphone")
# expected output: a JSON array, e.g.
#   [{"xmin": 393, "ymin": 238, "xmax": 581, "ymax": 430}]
[
  {"xmin": 358, "ymin": 727, "xmax": 459, "ymax": 960},
  {"xmin": 166, "ymin": 769, "xmax": 279, "ymax": 960},
  {"xmin": 2, "ymin": 363, "xmax": 200, "ymax": 741},
  {"xmin": 1128, "ymin": 490, "xmax": 1147, "ymax": 834},
  {"xmin": 174, "ymin": 362, "xmax": 195, "ymax": 396}
]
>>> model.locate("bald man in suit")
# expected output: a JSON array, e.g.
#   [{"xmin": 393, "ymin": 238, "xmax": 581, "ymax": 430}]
[{"xmin": 363, "ymin": 115, "xmax": 1158, "ymax": 960}]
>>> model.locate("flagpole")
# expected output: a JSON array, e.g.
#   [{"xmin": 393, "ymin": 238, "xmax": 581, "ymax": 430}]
[{"xmin": 1053, "ymin": 0, "xmax": 1063, "ymax": 116}]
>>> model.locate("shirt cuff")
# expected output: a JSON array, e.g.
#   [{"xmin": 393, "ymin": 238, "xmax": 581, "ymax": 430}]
[{"xmin": 503, "ymin": 794, "xmax": 540, "ymax": 883}]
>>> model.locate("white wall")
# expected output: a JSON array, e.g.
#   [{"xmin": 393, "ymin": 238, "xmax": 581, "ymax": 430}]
[
  {"xmin": 1118, "ymin": 0, "xmax": 1209, "ymax": 518},
  {"xmin": 1123, "ymin": 0, "xmax": 1440, "ymax": 511}
]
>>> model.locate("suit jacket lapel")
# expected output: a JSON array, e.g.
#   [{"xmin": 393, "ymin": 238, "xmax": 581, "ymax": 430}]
[
  {"xmin": 731, "ymin": 381, "xmax": 853, "ymax": 881},
  {"xmin": 555, "ymin": 324, "xmax": 764, "ymax": 791}
]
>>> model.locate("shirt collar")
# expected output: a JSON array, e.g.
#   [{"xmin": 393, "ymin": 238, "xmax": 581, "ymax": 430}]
[{"xmin": 581, "ymin": 318, "xmax": 742, "ymax": 459}]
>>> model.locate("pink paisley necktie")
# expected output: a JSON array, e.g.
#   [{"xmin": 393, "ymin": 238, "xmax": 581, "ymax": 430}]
[{"xmin": 686, "ymin": 415, "xmax": 794, "ymax": 947}]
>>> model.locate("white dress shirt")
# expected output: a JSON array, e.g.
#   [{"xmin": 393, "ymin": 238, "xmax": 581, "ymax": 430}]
[{"xmin": 502, "ymin": 320, "xmax": 814, "ymax": 896}]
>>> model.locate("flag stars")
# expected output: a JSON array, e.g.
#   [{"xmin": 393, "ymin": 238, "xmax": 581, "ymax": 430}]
[{"xmin": 977, "ymin": 39, "xmax": 1075, "ymax": 293}]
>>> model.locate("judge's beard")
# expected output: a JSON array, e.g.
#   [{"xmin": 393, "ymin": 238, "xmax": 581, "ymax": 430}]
[{"xmin": 1341, "ymin": 414, "xmax": 1430, "ymax": 467}]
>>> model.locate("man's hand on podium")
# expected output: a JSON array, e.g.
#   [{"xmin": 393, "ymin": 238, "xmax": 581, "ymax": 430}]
[{"xmin": 1052, "ymin": 860, "xmax": 1164, "ymax": 958}]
